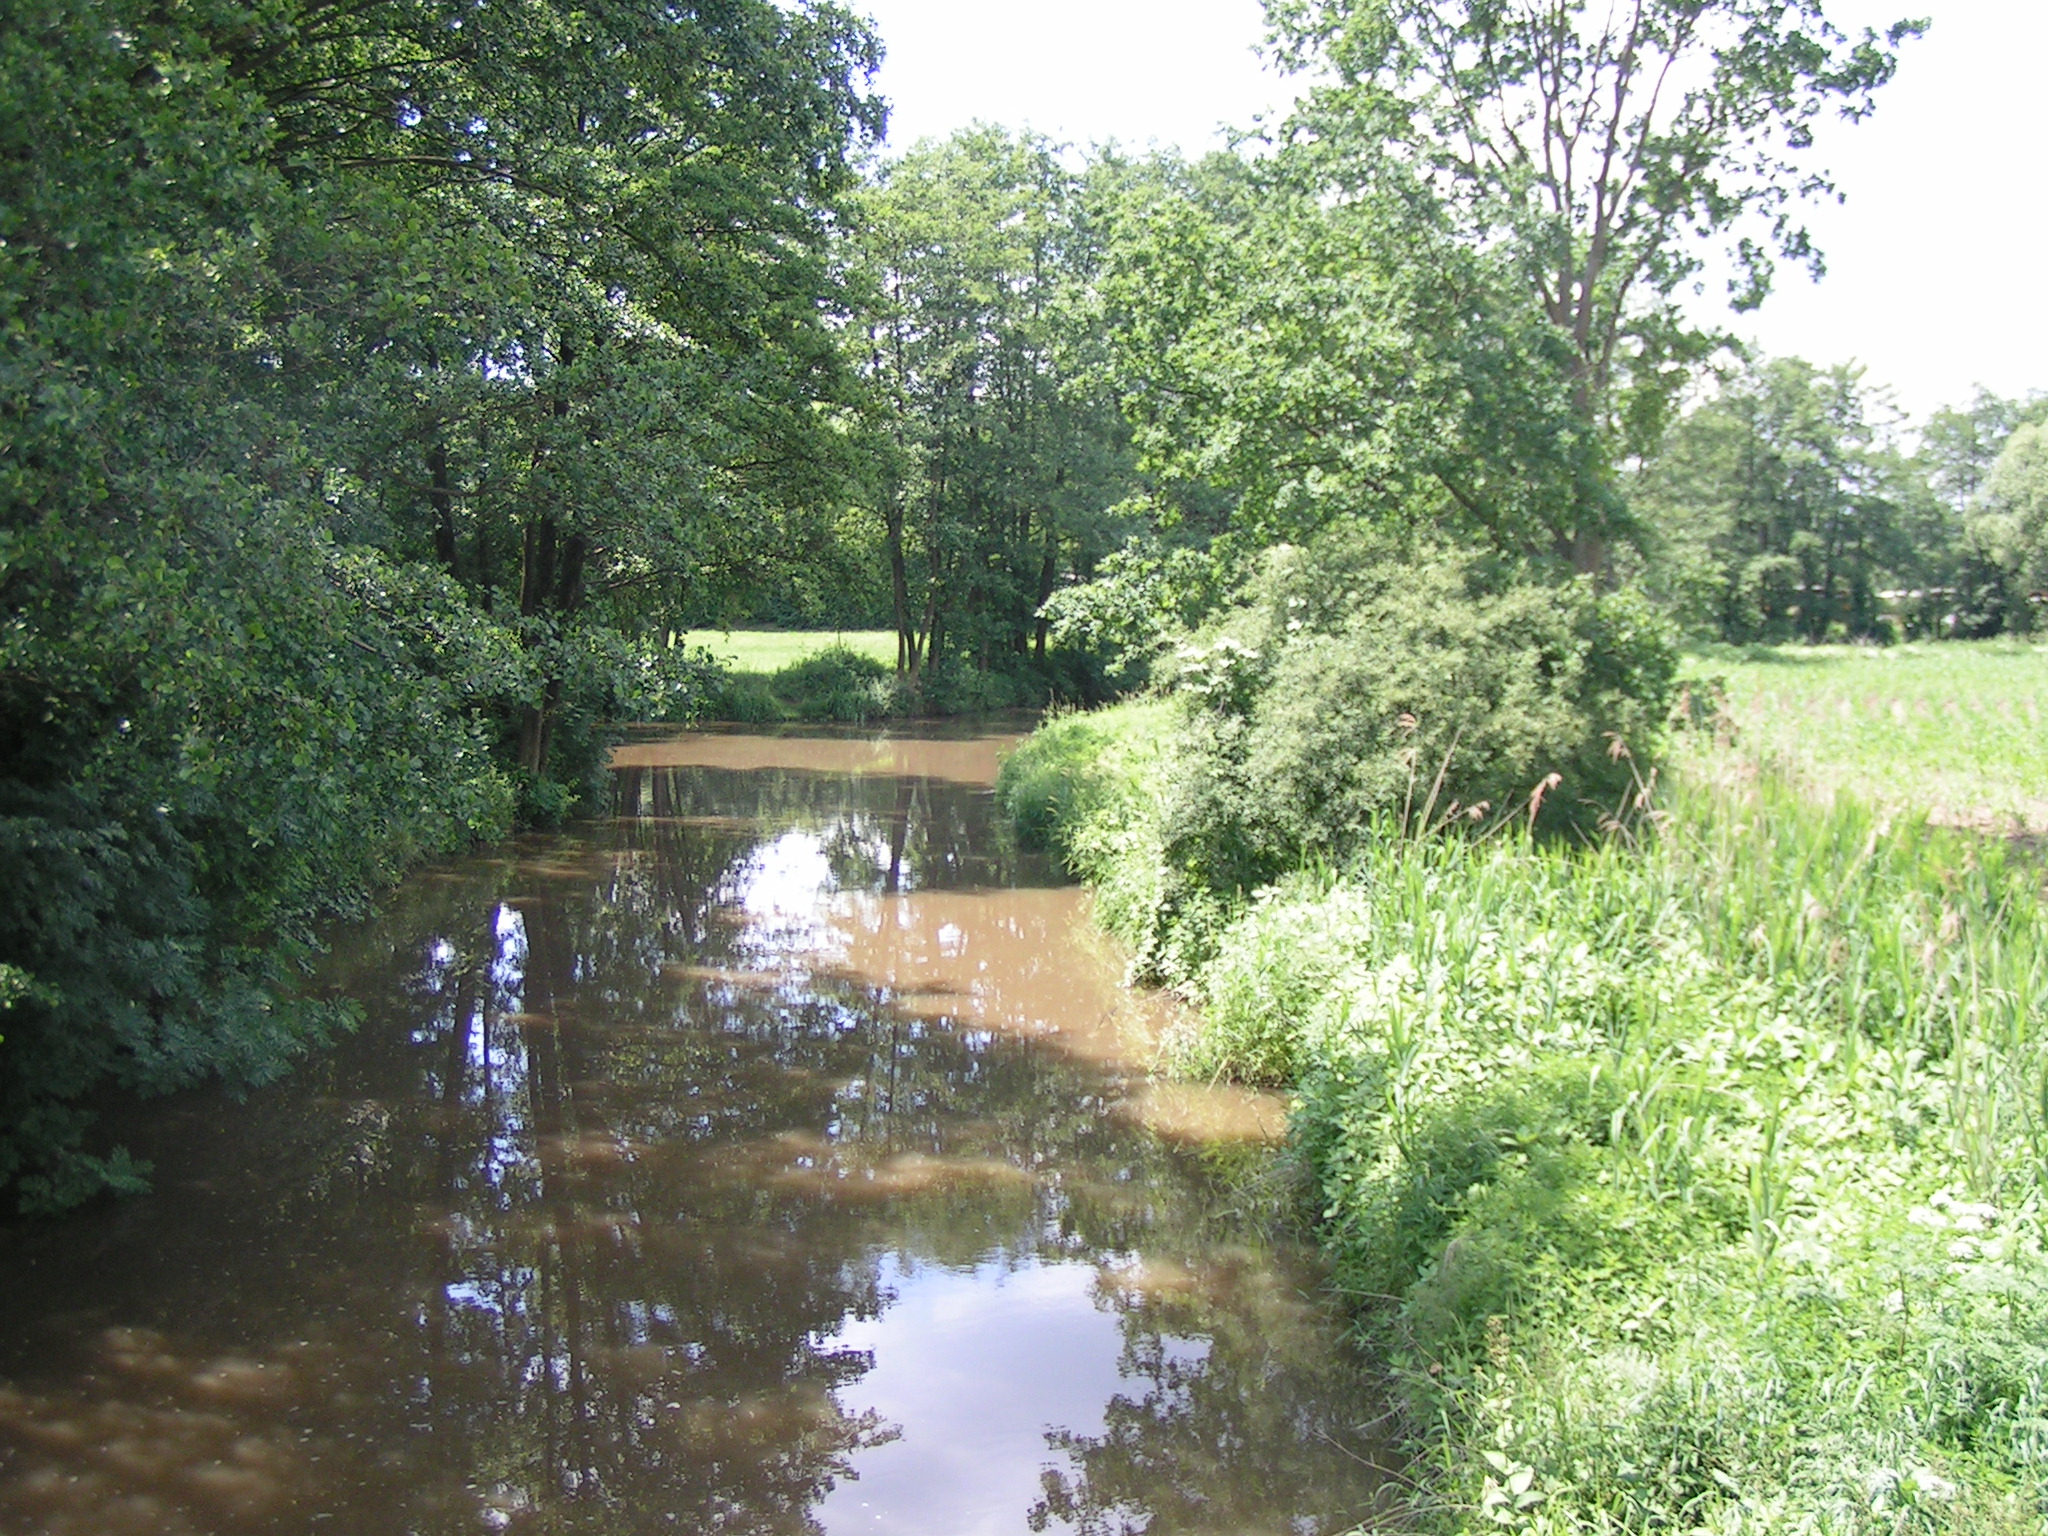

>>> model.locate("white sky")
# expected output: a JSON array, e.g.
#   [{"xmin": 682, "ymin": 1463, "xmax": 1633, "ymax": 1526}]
[{"xmin": 854, "ymin": 0, "xmax": 2048, "ymax": 423}]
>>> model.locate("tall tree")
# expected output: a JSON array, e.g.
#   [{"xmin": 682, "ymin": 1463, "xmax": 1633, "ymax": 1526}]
[
  {"xmin": 854, "ymin": 128, "xmax": 1138, "ymax": 686},
  {"xmin": 1266, "ymin": 0, "xmax": 1923, "ymax": 571},
  {"xmin": 1096, "ymin": 144, "xmax": 1603, "ymax": 562},
  {"xmin": 238, "ymin": 0, "xmax": 885, "ymax": 782}
]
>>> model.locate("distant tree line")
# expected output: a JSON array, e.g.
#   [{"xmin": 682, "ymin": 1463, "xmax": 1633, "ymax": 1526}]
[{"xmin": 1633, "ymin": 366, "xmax": 2048, "ymax": 643}]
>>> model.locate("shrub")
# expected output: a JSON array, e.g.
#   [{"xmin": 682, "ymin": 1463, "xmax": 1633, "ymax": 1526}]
[
  {"xmin": 701, "ymin": 645, "xmax": 901, "ymax": 723},
  {"xmin": 772, "ymin": 645, "xmax": 898, "ymax": 722},
  {"xmin": 918, "ymin": 657, "xmax": 1033, "ymax": 716},
  {"xmin": 0, "ymin": 537, "xmax": 515, "ymax": 1209},
  {"xmin": 1161, "ymin": 537, "xmax": 1678, "ymax": 902}
]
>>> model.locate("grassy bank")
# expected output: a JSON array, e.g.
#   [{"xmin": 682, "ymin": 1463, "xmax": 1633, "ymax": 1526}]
[
  {"xmin": 689, "ymin": 628, "xmax": 1086, "ymax": 723},
  {"xmin": 681, "ymin": 628, "xmax": 898, "ymax": 674},
  {"xmin": 1692, "ymin": 640, "xmax": 2048, "ymax": 834},
  {"xmin": 1002, "ymin": 699, "xmax": 2048, "ymax": 1533}
]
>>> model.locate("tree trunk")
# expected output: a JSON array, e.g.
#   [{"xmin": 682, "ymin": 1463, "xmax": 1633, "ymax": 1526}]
[
  {"xmin": 886, "ymin": 494, "xmax": 913, "ymax": 675},
  {"xmin": 428, "ymin": 440, "xmax": 458, "ymax": 576},
  {"xmin": 518, "ymin": 517, "xmax": 557, "ymax": 617},
  {"xmin": 1567, "ymin": 527, "xmax": 1606, "ymax": 582},
  {"xmin": 1032, "ymin": 544, "xmax": 1057, "ymax": 662},
  {"xmin": 515, "ymin": 516, "xmax": 559, "ymax": 774}
]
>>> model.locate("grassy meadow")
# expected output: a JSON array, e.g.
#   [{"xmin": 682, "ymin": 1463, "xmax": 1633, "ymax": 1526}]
[
  {"xmin": 1001, "ymin": 657, "xmax": 2048, "ymax": 1534},
  {"xmin": 1691, "ymin": 640, "xmax": 2048, "ymax": 832},
  {"xmin": 680, "ymin": 628, "xmax": 897, "ymax": 675}
]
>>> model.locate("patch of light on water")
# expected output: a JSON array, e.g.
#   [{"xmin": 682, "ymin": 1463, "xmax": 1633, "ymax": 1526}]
[
  {"xmin": 490, "ymin": 904, "xmax": 528, "ymax": 1009},
  {"xmin": 815, "ymin": 1253, "xmax": 1125, "ymax": 1536},
  {"xmin": 726, "ymin": 830, "xmax": 843, "ymax": 964},
  {"xmin": 738, "ymin": 831, "xmax": 834, "ymax": 915}
]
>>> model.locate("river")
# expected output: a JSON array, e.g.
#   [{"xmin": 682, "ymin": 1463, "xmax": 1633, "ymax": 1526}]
[{"xmin": 0, "ymin": 721, "xmax": 1391, "ymax": 1535}]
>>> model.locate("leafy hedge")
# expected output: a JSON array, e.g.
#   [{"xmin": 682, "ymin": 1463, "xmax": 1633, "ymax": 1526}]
[{"xmin": 1009, "ymin": 542, "xmax": 1678, "ymax": 983}]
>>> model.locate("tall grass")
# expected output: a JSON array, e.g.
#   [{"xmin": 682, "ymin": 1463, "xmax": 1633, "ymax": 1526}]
[
  {"xmin": 1001, "ymin": 700, "xmax": 2048, "ymax": 1532},
  {"xmin": 1695, "ymin": 640, "xmax": 2048, "ymax": 832}
]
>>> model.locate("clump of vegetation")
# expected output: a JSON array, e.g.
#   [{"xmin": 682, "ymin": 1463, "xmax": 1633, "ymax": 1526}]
[
  {"xmin": 1175, "ymin": 535, "xmax": 1676, "ymax": 872},
  {"xmin": 702, "ymin": 641, "xmax": 1090, "ymax": 724},
  {"xmin": 1007, "ymin": 694, "xmax": 2048, "ymax": 1528},
  {"xmin": 704, "ymin": 646, "xmax": 902, "ymax": 723},
  {"xmin": 770, "ymin": 646, "xmax": 903, "ymax": 723},
  {"xmin": 1008, "ymin": 538, "xmax": 1678, "ymax": 984}
]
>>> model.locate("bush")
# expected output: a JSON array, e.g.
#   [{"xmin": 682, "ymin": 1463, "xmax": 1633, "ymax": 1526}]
[
  {"xmin": 772, "ymin": 645, "xmax": 899, "ymax": 722},
  {"xmin": 1161, "ymin": 536, "xmax": 1678, "ymax": 899},
  {"xmin": 0, "ymin": 534, "xmax": 515, "ymax": 1209},
  {"xmin": 701, "ymin": 645, "xmax": 899, "ymax": 723}
]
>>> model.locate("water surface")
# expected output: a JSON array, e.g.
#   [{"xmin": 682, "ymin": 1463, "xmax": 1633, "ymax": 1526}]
[{"xmin": 0, "ymin": 722, "xmax": 1391, "ymax": 1535}]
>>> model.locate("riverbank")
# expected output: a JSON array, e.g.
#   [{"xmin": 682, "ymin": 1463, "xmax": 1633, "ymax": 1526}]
[{"xmin": 999, "ymin": 696, "xmax": 2048, "ymax": 1532}]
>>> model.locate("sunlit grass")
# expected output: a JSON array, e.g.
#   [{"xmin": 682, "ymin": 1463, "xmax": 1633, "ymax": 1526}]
[
  {"xmin": 1003, "ymin": 695, "xmax": 2048, "ymax": 1529},
  {"xmin": 1686, "ymin": 639, "xmax": 2048, "ymax": 832},
  {"xmin": 680, "ymin": 628, "xmax": 896, "ymax": 675}
]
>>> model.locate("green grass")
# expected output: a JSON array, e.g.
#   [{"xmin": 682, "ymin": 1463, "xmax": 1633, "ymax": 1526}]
[
  {"xmin": 1002, "ymin": 697, "xmax": 2048, "ymax": 1535},
  {"xmin": 1687, "ymin": 639, "xmax": 2048, "ymax": 833},
  {"xmin": 680, "ymin": 628, "xmax": 896, "ymax": 675}
]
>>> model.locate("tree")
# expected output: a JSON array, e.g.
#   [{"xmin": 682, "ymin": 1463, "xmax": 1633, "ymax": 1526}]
[
  {"xmin": 1267, "ymin": 0, "xmax": 1923, "ymax": 571},
  {"xmin": 1918, "ymin": 387, "xmax": 2048, "ymax": 517},
  {"xmin": 1632, "ymin": 356, "xmax": 1923, "ymax": 639},
  {"xmin": 234, "ymin": 0, "xmax": 885, "ymax": 788},
  {"xmin": 0, "ymin": 0, "xmax": 883, "ymax": 1205},
  {"xmin": 854, "ymin": 128, "xmax": 1139, "ymax": 690},
  {"xmin": 1964, "ymin": 422, "xmax": 2048, "ymax": 633},
  {"xmin": 1096, "ymin": 144, "xmax": 1605, "ymax": 563}
]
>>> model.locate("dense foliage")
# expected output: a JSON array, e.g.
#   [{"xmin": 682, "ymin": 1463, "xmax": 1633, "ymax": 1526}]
[
  {"xmin": 1124, "ymin": 537, "xmax": 1677, "ymax": 973},
  {"xmin": 854, "ymin": 127, "xmax": 1142, "ymax": 696},
  {"xmin": 0, "ymin": 0, "xmax": 881, "ymax": 1205}
]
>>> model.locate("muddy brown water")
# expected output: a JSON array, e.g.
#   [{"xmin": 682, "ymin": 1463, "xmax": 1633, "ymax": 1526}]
[{"xmin": 0, "ymin": 721, "xmax": 1393, "ymax": 1536}]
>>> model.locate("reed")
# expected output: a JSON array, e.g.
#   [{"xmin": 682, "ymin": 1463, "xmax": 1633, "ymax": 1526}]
[{"xmin": 1001, "ymin": 698, "xmax": 2048, "ymax": 1531}]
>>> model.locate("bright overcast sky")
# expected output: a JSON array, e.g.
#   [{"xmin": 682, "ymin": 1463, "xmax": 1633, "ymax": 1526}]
[{"xmin": 854, "ymin": 0, "xmax": 2048, "ymax": 423}]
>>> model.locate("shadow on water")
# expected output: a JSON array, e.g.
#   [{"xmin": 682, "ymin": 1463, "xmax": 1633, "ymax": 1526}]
[{"xmin": 0, "ymin": 721, "xmax": 1397, "ymax": 1535}]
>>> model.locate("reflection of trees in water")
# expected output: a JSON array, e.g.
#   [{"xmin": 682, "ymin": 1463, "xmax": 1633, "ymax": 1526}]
[
  {"xmin": 611, "ymin": 763, "xmax": 1044, "ymax": 893},
  {"xmin": 329, "ymin": 869, "xmax": 902, "ymax": 1535},
  {"xmin": 1, "ymin": 762, "xmax": 1388, "ymax": 1535},
  {"xmin": 1029, "ymin": 1269, "xmax": 1397, "ymax": 1536}
]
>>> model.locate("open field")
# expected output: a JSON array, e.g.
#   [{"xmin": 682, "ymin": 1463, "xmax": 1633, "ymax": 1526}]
[
  {"xmin": 681, "ymin": 628, "xmax": 896, "ymax": 675},
  {"xmin": 1687, "ymin": 639, "xmax": 2048, "ymax": 832}
]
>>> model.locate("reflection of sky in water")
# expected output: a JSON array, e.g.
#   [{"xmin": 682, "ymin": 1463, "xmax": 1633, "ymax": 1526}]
[
  {"xmin": 491, "ymin": 903, "xmax": 528, "ymax": 1001},
  {"xmin": 818, "ymin": 1254, "xmax": 1125, "ymax": 1536},
  {"xmin": 732, "ymin": 831, "xmax": 840, "ymax": 961},
  {"xmin": 739, "ymin": 832, "xmax": 835, "ymax": 916}
]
